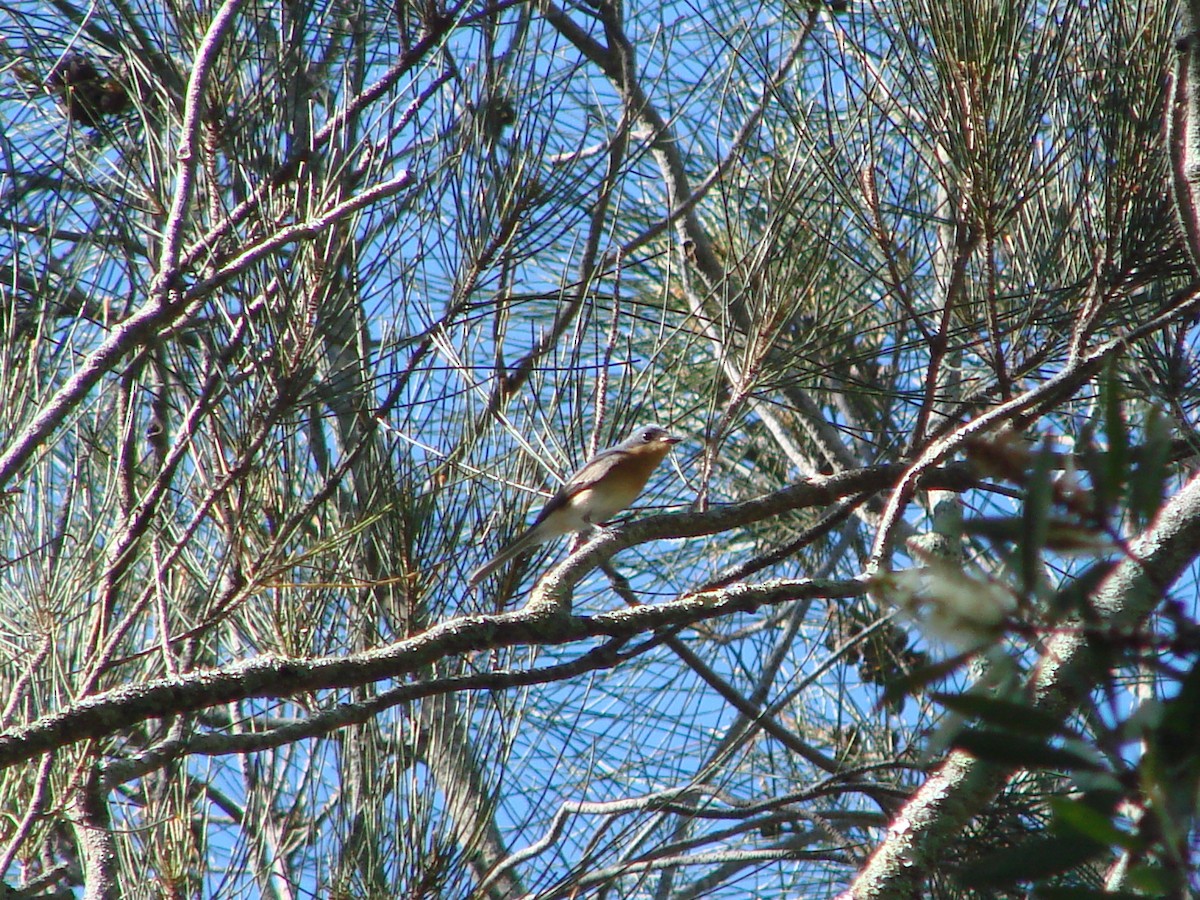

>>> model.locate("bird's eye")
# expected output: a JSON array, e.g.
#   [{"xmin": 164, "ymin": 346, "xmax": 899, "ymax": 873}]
[{"xmin": 642, "ymin": 429, "xmax": 656, "ymax": 442}]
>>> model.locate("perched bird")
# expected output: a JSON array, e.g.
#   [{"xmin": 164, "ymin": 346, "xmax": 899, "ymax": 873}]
[
  {"xmin": 45, "ymin": 54, "xmax": 131, "ymax": 127},
  {"xmin": 469, "ymin": 425, "xmax": 682, "ymax": 586}
]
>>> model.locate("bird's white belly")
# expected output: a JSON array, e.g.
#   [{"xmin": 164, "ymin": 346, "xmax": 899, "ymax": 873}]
[{"xmin": 566, "ymin": 483, "xmax": 639, "ymax": 528}]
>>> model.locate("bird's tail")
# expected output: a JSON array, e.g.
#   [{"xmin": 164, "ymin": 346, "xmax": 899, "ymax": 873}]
[{"xmin": 468, "ymin": 527, "xmax": 544, "ymax": 586}]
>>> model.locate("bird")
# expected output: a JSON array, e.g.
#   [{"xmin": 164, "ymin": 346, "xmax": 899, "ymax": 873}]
[{"xmin": 469, "ymin": 424, "xmax": 682, "ymax": 586}]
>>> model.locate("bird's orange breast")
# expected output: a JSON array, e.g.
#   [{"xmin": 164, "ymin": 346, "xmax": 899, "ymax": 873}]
[{"xmin": 569, "ymin": 445, "xmax": 669, "ymax": 524}]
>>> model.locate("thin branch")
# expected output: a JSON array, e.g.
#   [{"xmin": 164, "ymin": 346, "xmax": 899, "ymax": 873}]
[
  {"xmin": 153, "ymin": 0, "xmax": 246, "ymax": 291},
  {"xmin": 868, "ymin": 283, "xmax": 1200, "ymax": 574},
  {"xmin": 0, "ymin": 752, "xmax": 55, "ymax": 874}
]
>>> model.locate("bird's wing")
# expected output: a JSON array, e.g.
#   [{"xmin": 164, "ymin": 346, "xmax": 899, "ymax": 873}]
[
  {"xmin": 470, "ymin": 453, "xmax": 620, "ymax": 584},
  {"xmin": 529, "ymin": 446, "xmax": 626, "ymax": 526},
  {"xmin": 470, "ymin": 443, "xmax": 640, "ymax": 585}
]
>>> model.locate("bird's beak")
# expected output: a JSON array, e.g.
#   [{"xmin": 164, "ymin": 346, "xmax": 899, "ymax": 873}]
[{"xmin": 664, "ymin": 434, "xmax": 683, "ymax": 445}]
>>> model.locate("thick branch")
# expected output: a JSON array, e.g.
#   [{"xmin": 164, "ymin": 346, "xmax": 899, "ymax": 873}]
[
  {"xmin": 1170, "ymin": 4, "xmax": 1200, "ymax": 274},
  {"xmin": 0, "ymin": 577, "xmax": 857, "ymax": 770}
]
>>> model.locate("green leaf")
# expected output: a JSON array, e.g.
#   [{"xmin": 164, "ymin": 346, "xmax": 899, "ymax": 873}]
[
  {"xmin": 1126, "ymin": 862, "xmax": 1175, "ymax": 895},
  {"xmin": 1049, "ymin": 796, "xmax": 1135, "ymax": 850},
  {"xmin": 1033, "ymin": 889, "xmax": 1148, "ymax": 900},
  {"xmin": 958, "ymin": 831, "xmax": 1107, "ymax": 888},
  {"xmin": 932, "ymin": 693, "xmax": 1065, "ymax": 737},
  {"xmin": 952, "ymin": 728, "xmax": 1102, "ymax": 771},
  {"xmin": 1129, "ymin": 405, "xmax": 1170, "ymax": 527},
  {"xmin": 1154, "ymin": 653, "xmax": 1200, "ymax": 767},
  {"xmin": 1099, "ymin": 364, "xmax": 1129, "ymax": 514},
  {"xmin": 1022, "ymin": 438, "xmax": 1056, "ymax": 594}
]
